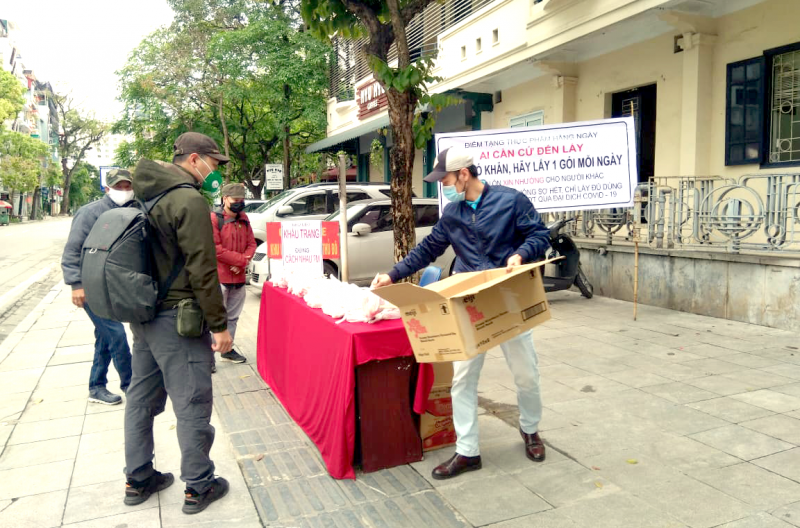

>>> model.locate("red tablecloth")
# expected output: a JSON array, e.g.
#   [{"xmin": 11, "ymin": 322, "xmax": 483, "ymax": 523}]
[{"xmin": 256, "ymin": 284, "xmax": 433, "ymax": 479}]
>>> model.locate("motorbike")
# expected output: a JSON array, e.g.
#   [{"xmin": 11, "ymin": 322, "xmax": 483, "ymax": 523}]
[{"xmin": 543, "ymin": 217, "xmax": 594, "ymax": 299}]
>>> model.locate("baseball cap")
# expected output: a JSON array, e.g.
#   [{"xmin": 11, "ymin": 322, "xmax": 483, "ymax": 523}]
[
  {"xmin": 106, "ymin": 169, "xmax": 132, "ymax": 188},
  {"xmin": 173, "ymin": 132, "xmax": 230, "ymax": 164},
  {"xmin": 221, "ymin": 183, "xmax": 246, "ymax": 198},
  {"xmin": 423, "ymin": 147, "xmax": 474, "ymax": 183}
]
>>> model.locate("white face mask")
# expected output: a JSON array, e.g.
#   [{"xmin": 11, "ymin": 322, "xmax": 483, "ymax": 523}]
[{"xmin": 108, "ymin": 189, "xmax": 134, "ymax": 206}]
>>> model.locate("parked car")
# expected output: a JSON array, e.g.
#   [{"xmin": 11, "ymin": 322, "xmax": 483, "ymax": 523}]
[
  {"xmin": 242, "ymin": 199, "xmax": 267, "ymax": 213},
  {"xmin": 248, "ymin": 197, "xmax": 456, "ymax": 288},
  {"xmin": 246, "ymin": 182, "xmax": 410, "ymax": 246}
]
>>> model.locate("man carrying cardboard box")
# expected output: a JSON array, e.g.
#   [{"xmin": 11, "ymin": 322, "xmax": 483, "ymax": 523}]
[{"xmin": 372, "ymin": 146, "xmax": 551, "ymax": 480}]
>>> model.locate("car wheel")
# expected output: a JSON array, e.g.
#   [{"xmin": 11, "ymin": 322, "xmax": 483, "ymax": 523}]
[{"xmin": 323, "ymin": 261, "xmax": 338, "ymax": 280}]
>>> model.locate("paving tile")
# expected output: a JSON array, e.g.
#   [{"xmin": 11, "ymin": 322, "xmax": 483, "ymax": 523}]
[
  {"xmin": 679, "ymin": 343, "xmax": 741, "ymax": 358},
  {"xmin": 560, "ymin": 491, "xmax": 687, "ymax": 528},
  {"xmin": 540, "ymin": 419, "xmax": 677, "ymax": 459},
  {"xmin": 71, "ymin": 450, "xmax": 126, "ymax": 488},
  {"xmin": 335, "ymin": 464, "xmax": 431, "ymax": 503},
  {"xmin": 436, "ymin": 473, "xmax": 551, "ymax": 526},
  {"xmin": 558, "ymin": 355, "xmax": 630, "ymax": 375},
  {"xmin": 740, "ymin": 414, "xmax": 800, "ymax": 445},
  {"xmin": 480, "ymin": 436, "xmax": 568, "ymax": 475},
  {"xmin": 538, "ymin": 364, "xmax": 595, "ymax": 381},
  {"xmin": 639, "ymin": 381, "xmax": 718, "ymax": 404},
  {"xmin": 687, "ymin": 397, "xmax": 776, "ymax": 423},
  {"xmin": 239, "ymin": 446, "xmax": 328, "ymax": 486},
  {"xmin": 18, "ymin": 398, "xmax": 87, "ymax": 423},
  {"xmin": 77, "ymin": 428, "xmax": 125, "ymax": 457},
  {"xmin": 0, "ymin": 489, "xmax": 68, "ymax": 528},
  {"xmin": 731, "ymin": 390, "xmax": 800, "ymax": 413},
  {"xmin": 0, "ymin": 392, "xmax": 33, "ymax": 423},
  {"xmin": 751, "ymin": 448, "xmax": 800, "ymax": 482},
  {"xmin": 36, "ymin": 362, "xmax": 93, "ymax": 389},
  {"xmin": 602, "ymin": 368, "xmax": 672, "ymax": 388},
  {"xmin": 711, "ymin": 512, "xmax": 795, "ymax": 528},
  {"xmin": 0, "ymin": 366, "xmax": 43, "ymax": 394},
  {"xmin": 486, "ymin": 509, "xmax": 583, "ymax": 527},
  {"xmin": 772, "ymin": 502, "xmax": 800, "ymax": 528},
  {"xmin": 556, "ymin": 375, "xmax": 629, "ymax": 395},
  {"xmin": 515, "ymin": 459, "xmax": 619, "ymax": 507},
  {"xmin": 7, "ymin": 415, "xmax": 84, "ymax": 445},
  {"xmin": 62, "ymin": 480, "xmax": 156, "ymax": 524},
  {"xmin": 690, "ymin": 424, "xmax": 794, "ymax": 460},
  {"xmin": 622, "ymin": 436, "xmax": 740, "ymax": 473},
  {"xmin": 720, "ymin": 369, "xmax": 796, "ymax": 390},
  {"xmin": 0, "ymin": 458, "xmax": 73, "ymax": 500},
  {"xmin": 61, "ymin": 507, "xmax": 160, "ymax": 528},
  {"xmin": 679, "ymin": 358, "xmax": 748, "ymax": 376},
  {"xmin": 0, "ymin": 435, "xmax": 80, "ymax": 470},
  {"xmin": 685, "ymin": 375, "xmax": 755, "ymax": 396},
  {"xmin": 81, "ymin": 408, "xmax": 125, "ymax": 434},
  {"xmin": 30, "ymin": 384, "xmax": 90, "ymax": 403},
  {"xmin": 721, "ymin": 353, "xmax": 785, "ymax": 369},
  {"xmin": 761, "ymin": 364, "xmax": 800, "ymax": 381},
  {"xmin": 690, "ymin": 462, "xmax": 800, "ymax": 510},
  {"xmin": 0, "ymin": 352, "xmax": 53, "ymax": 372}
]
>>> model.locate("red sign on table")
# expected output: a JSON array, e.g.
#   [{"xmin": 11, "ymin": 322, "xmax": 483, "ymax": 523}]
[{"xmin": 266, "ymin": 222, "xmax": 340, "ymax": 259}]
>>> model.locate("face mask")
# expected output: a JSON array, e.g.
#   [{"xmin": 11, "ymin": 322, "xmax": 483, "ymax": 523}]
[
  {"xmin": 442, "ymin": 179, "xmax": 466, "ymax": 203},
  {"xmin": 108, "ymin": 189, "xmax": 134, "ymax": 206},
  {"xmin": 229, "ymin": 201, "xmax": 245, "ymax": 213},
  {"xmin": 195, "ymin": 157, "xmax": 223, "ymax": 194}
]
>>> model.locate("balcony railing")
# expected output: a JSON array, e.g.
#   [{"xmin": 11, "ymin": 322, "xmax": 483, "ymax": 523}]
[
  {"xmin": 544, "ymin": 173, "xmax": 800, "ymax": 256},
  {"xmin": 329, "ymin": 0, "xmax": 495, "ymax": 101}
]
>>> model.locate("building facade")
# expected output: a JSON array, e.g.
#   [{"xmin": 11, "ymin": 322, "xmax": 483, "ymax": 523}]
[{"xmin": 309, "ymin": 0, "xmax": 800, "ymax": 330}]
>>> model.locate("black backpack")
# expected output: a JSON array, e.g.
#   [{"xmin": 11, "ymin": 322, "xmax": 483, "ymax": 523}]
[{"xmin": 80, "ymin": 185, "xmax": 193, "ymax": 323}]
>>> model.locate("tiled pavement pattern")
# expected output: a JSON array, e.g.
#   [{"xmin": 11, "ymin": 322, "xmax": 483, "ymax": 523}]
[{"xmin": 2, "ymin": 280, "xmax": 800, "ymax": 527}]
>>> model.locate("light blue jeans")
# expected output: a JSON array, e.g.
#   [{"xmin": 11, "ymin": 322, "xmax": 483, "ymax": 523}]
[{"xmin": 451, "ymin": 330, "xmax": 542, "ymax": 457}]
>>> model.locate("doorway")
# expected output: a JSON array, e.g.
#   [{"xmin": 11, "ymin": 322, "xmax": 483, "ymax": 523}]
[{"xmin": 612, "ymin": 84, "xmax": 657, "ymax": 183}]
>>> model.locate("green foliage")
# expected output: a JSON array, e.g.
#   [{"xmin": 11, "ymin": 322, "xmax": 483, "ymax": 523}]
[
  {"xmin": 115, "ymin": 0, "xmax": 330, "ymax": 192},
  {"xmin": 68, "ymin": 162, "xmax": 103, "ymax": 210},
  {"xmin": 0, "ymin": 130, "xmax": 49, "ymax": 195},
  {"xmin": 0, "ymin": 70, "xmax": 25, "ymax": 122}
]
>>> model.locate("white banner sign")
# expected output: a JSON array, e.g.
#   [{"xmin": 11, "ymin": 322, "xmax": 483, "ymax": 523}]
[
  {"xmin": 265, "ymin": 164, "xmax": 284, "ymax": 191},
  {"xmin": 435, "ymin": 117, "xmax": 638, "ymax": 212},
  {"xmin": 280, "ymin": 220, "xmax": 323, "ymax": 276},
  {"xmin": 98, "ymin": 166, "xmax": 120, "ymax": 189}
]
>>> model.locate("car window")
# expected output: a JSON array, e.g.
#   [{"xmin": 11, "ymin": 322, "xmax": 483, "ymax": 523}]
[
  {"xmin": 330, "ymin": 191, "xmax": 372, "ymax": 211},
  {"xmin": 256, "ymin": 190, "xmax": 294, "ymax": 213},
  {"xmin": 378, "ymin": 189, "xmax": 417, "ymax": 197},
  {"xmin": 415, "ymin": 204, "xmax": 440, "ymax": 227},
  {"xmin": 286, "ymin": 192, "xmax": 327, "ymax": 216},
  {"xmin": 358, "ymin": 205, "xmax": 393, "ymax": 232},
  {"xmin": 242, "ymin": 203, "xmax": 263, "ymax": 213}
]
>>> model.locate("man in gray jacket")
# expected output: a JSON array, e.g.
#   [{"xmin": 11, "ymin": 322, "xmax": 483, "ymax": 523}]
[{"xmin": 61, "ymin": 169, "xmax": 136, "ymax": 405}]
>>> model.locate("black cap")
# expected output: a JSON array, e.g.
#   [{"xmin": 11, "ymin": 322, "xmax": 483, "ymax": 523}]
[{"xmin": 173, "ymin": 132, "xmax": 230, "ymax": 164}]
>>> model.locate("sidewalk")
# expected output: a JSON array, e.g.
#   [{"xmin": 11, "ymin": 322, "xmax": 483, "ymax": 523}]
[{"xmin": 2, "ymin": 280, "xmax": 800, "ymax": 527}]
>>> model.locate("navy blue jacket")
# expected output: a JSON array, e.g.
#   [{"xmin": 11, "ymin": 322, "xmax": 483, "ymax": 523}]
[{"xmin": 388, "ymin": 183, "xmax": 550, "ymax": 283}]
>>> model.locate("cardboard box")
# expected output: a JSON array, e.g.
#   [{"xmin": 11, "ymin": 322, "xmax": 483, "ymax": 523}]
[
  {"xmin": 375, "ymin": 261, "xmax": 553, "ymax": 363},
  {"xmin": 420, "ymin": 385, "xmax": 456, "ymax": 451},
  {"xmin": 430, "ymin": 362, "xmax": 453, "ymax": 387}
]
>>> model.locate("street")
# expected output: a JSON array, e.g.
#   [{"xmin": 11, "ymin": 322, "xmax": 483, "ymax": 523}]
[{"xmin": 0, "ymin": 217, "xmax": 72, "ymax": 342}]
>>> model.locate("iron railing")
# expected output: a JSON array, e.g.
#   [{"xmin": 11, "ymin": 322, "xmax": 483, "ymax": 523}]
[
  {"xmin": 329, "ymin": 0, "xmax": 496, "ymax": 101},
  {"xmin": 542, "ymin": 173, "xmax": 800, "ymax": 255}
]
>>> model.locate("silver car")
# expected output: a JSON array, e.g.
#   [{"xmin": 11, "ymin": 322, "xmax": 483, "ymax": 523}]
[{"xmin": 248, "ymin": 197, "xmax": 456, "ymax": 287}]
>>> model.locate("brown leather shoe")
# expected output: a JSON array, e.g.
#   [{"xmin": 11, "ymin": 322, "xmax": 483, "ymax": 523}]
[
  {"xmin": 520, "ymin": 429, "xmax": 546, "ymax": 462},
  {"xmin": 431, "ymin": 453, "xmax": 482, "ymax": 480}
]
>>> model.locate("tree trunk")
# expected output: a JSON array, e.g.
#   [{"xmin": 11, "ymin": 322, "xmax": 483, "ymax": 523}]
[
  {"xmin": 283, "ymin": 126, "xmax": 291, "ymax": 189},
  {"xmin": 60, "ymin": 158, "xmax": 71, "ymax": 215},
  {"xmin": 385, "ymin": 88, "xmax": 417, "ymax": 275},
  {"xmin": 218, "ymin": 93, "xmax": 232, "ymax": 184}
]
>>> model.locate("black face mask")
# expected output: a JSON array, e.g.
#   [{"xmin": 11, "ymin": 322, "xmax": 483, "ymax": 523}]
[{"xmin": 229, "ymin": 201, "xmax": 245, "ymax": 213}]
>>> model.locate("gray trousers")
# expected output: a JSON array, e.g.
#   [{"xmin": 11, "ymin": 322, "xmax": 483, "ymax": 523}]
[
  {"xmin": 124, "ymin": 309, "xmax": 216, "ymax": 493},
  {"xmin": 221, "ymin": 284, "xmax": 247, "ymax": 343}
]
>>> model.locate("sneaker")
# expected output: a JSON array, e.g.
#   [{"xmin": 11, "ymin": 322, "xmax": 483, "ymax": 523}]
[
  {"xmin": 182, "ymin": 477, "xmax": 230, "ymax": 514},
  {"xmin": 220, "ymin": 350, "xmax": 246, "ymax": 363},
  {"xmin": 89, "ymin": 387, "xmax": 122, "ymax": 405},
  {"xmin": 124, "ymin": 471, "xmax": 175, "ymax": 506}
]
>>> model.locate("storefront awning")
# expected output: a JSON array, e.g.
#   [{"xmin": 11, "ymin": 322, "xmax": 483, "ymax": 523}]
[{"xmin": 305, "ymin": 114, "xmax": 391, "ymax": 154}]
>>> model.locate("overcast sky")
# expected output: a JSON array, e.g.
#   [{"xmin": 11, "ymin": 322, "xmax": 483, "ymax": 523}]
[{"xmin": 4, "ymin": 0, "xmax": 175, "ymax": 122}]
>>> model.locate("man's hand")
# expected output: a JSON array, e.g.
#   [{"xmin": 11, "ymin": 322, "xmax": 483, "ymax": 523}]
[
  {"xmin": 506, "ymin": 254, "xmax": 523, "ymax": 273},
  {"xmin": 211, "ymin": 330, "xmax": 233, "ymax": 353},
  {"xmin": 371, "ymin": 273, "xmax": 393, "ymax": 289},
  {"xmin": 230, "ymin": 265, "xmax": 242, "ymax": 275},
  {"xmin": 72, "ymin": 288, "xmax": 86, "ymax": 308}
]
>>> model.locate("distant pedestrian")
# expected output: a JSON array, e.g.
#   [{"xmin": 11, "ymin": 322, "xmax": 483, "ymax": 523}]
[
  {"xmin": 210, "ymin": 183, "xmax": 256, "ymax": 371},
  {"xmin": 124, "ymin": 132, "xmax": 233, "ymax": 514},
  {"xmin": 61, "ymin": 169, "xmax": 135, "ymax": 405}
]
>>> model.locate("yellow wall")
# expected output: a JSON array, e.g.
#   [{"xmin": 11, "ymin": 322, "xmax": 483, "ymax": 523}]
[{"xmin": 492, "ymin": 75, "xmax": 554, "ymax": 127}]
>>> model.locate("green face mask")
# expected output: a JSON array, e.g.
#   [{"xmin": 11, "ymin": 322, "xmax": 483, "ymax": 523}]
[{"xmin": 196, "ymin": 158, "xmax": 223, "ymax": 194}]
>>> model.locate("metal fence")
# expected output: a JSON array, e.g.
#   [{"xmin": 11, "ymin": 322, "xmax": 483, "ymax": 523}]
[{"xmin": 544, "ymin": 173, "xmax": 800, "ymax": 255}]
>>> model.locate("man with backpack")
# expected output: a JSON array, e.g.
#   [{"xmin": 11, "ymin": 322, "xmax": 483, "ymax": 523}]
[
  {"xmin": 210, "ymin": 183, "xmax": 256, "ymax": 371},
  {"xmin": 61, "ymin": 168, "xmax": 135, "ymax": 405},
  {"xmin": 123, "ymin": 132, "xmax": 233, "ymax": 515}
]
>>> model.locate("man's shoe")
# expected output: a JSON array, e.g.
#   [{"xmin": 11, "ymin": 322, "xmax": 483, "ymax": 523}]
[
  {"xmin": 183, "ymin": 477, "xmax": 230, "ymax": 514},
  {"xmin": 220, "ymin": 350, "xmax": 246, "ymax": 363},
  {"xmin": 88, "ymin": 387, "xmax": 122, "ymax": 405},
  {"xmin": 211, "ymin": 362, "xmax": 217, "ymax": 374},
  {"xmin": 124, "ymin": 471, "xmax": 174, "ymax": 506},
  {"xmin": 431, "ymin": 454, "xmax": 482, "ymax": 480},
  {"xmin": 520, "ymin": 429, "xmax": 546, "ymax": 462}
]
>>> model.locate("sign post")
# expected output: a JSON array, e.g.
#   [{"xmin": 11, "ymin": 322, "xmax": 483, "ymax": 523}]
[
  {"xmin": 265, "ymin": 164, "xmax": 284, "ymax": 191},
  {"xmin": 337, "ymin": 152, "xmax": 349, "ymax": 283}
]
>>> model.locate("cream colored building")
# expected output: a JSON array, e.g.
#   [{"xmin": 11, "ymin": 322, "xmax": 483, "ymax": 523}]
[{"xmin": 308, "ymin": 0, "xmax": 800, "ymax": 330}]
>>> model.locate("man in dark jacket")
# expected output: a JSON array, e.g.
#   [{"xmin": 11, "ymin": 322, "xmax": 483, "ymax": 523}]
[
  {"xmin": 372, "ymin": 146, "xmax": 551, "ymax": 480},
  {"xmin": 61, "ymin": 169, "xmax": 135, "ymax": 405},
  {"xmin": 124, "ymin": 132, "xmax": 233, "ymax": 515},
  {"xmin": 210, "ymin": 183, "xmax": 256, "ymax": 369}
]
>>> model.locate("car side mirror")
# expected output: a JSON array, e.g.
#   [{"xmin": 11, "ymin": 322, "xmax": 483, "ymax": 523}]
[
  {"xmin": 352, "ymin": 223, "xmax": 372, "ymax": 236},
  {"xmin": 276, "ymin": 205, "xmax": 293, "ymax": 217}
]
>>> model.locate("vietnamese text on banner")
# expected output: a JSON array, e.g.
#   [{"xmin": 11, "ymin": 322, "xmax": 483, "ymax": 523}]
[{"xmin": 435, "ymin": 117, "xmax": 638, "ymax": 213}]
